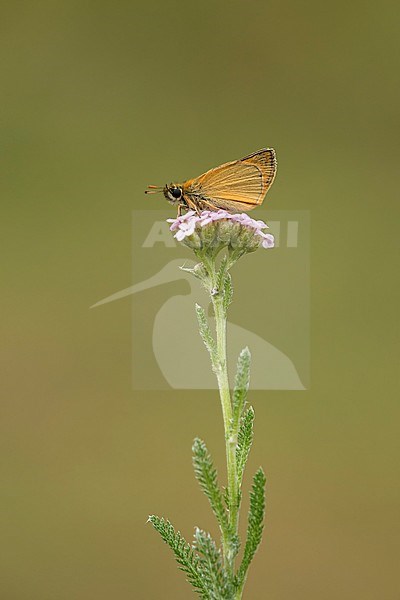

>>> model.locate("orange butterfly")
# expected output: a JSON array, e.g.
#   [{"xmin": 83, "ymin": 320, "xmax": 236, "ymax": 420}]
[{"xmin": 145, "ymin": 148, "xmax": 277, "ymax": 216}]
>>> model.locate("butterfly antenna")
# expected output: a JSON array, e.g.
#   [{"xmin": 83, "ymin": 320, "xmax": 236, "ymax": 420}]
[{"xmin": 145, "ymin": 185, "xmax": 163, "ymax": 195}]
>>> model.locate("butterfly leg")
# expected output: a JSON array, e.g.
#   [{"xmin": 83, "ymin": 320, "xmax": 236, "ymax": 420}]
[
  {"xmin": 199, "ymin": 198, "xmax": 219, "ymax": 212},
  {"xmin": 182, "ymin": 195, "xmax": 202, "ymax": 215}
]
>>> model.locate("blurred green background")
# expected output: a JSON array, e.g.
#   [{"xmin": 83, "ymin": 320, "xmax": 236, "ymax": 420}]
[{"xmin": 1, "ymin": 1, "xmax": 399, "ymax": 598}]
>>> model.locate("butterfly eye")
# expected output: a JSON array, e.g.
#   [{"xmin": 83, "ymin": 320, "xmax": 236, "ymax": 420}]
[{"xmin": 171, "ymin": 187, "xmax": 182, "ymax": 199}]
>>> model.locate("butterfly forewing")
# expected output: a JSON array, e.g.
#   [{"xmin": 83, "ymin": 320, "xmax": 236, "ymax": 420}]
[{"xmin": 183, "ymin": 148, "xmax": 276, "ymax": 212}]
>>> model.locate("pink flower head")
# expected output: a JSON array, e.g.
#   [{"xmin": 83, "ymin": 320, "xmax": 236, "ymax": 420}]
[{"xmin": 167, "ymin": 210, "xmax": 275, "ymax": 251}]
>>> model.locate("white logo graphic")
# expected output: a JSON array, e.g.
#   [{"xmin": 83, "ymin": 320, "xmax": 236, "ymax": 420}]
[{"xmin": 91, "ymin": 258, "xmax": 305, "ymax": 390}]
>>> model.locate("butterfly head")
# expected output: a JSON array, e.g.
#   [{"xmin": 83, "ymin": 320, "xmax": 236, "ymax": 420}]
[{"xmin": 164, "ymin": 184, "xmax": 183, "ymax": 204}]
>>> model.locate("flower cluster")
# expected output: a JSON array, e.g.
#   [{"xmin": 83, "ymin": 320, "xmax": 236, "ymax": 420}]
[{"xmin": 167, "ymin": 210, "xmax": 274, "ymax": 253}]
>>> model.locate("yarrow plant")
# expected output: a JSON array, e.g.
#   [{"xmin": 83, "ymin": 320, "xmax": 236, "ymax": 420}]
[{"xmin": 148, "ymin": 209, "xmax": 274, "ymax": 599}]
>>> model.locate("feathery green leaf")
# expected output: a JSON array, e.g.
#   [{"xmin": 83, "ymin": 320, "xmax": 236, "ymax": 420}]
[
  {"xmin": 216, "ymin": 255, "xmax": 228, "ymax": 293},
  {"xmin": 222, "ymin": 273, "xmax": 233, "ymax": 311},
  {"xmin": 236, "ymin": 468, "xmax": 266, "ymax": 589},
  {"xmin": 232, "ymin": 348, "xmax": 251, "ymax": 432},
  {"xmin": 236, "ymin": 407, "xmax": 255, "ymax": 486},
  {"xmin": 192, "ymin": 438, "xmax": 229, "ymax": 535},
  {"xmin": 148, "ymin": 516, "xmax": 211, "ymax": 598},
  {"xmin": 195, "ymin": 304, "xmax": 218, "ymax": 368},
  {"xmin": 193, "ymin": 528, "xmax": 234, "ymax": 599}
]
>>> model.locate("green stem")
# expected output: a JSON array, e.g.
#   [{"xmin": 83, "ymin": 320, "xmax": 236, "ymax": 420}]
[
  {"xmin": 213, "ymin": 296, "xmax": 239, "ymax": 562},
  {"xmin": 204, "ymin": 257, "xmax": 240, "ymax": 583}
]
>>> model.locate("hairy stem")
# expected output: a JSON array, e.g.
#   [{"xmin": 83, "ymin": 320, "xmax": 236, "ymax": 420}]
[
  {"xmin": 203, "ymin": 257, "xmax": 239, "ymax": 583},
  {"xmin": 215, "ymin": 297, "xmax": 239, "ymax": 570}
]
